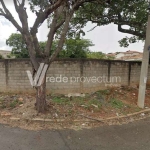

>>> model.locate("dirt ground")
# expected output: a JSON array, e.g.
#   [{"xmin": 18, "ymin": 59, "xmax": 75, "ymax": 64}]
[{"xmin": 0, "ymin": 86, "xmax": 150, "ymax": 130}]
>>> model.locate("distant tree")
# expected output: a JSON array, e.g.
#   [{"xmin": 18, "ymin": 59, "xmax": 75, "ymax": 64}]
[
  {"xmin": 6, "ymin": 33, "xmax": 93, "ymax": 58},
  {"xmin": 6, "ymin": 54, "xmax": 12, "ymax": 58},
  {"xmin": 107, "ymin": 55, "xmax": 115, "ymax": 60},
  {"xmin": 87, "ymin": 52, "xmax": 106, "ymax": 59},
  {"xmin": 59, "ymin": 38, "xmax": 94, "ymax": 58},
  {"xmin": 6, "ymin": 33, "xmax": 28, "ymax": 58},
  {"xmin": 0, "ymin": 54, "xmax": 3, "ymax": 59},
  {"xmin": 6, "ymin": 33, "xmax": 47, "ymax": 58}
]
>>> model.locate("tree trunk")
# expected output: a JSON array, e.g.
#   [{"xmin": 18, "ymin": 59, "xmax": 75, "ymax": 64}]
[{"xmin": 35, "ymin": 76, "xmax": 47, "ymax": 113}]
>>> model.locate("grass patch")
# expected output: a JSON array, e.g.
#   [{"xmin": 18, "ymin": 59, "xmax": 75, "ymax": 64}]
[
  {"xmin": 73, "ymin": 97, "xmax": 85, "ymax": 106},
  {"xmin": 97, "ymin": 89, "xmax": 110, "ymax": 95},
  {"xmin": 9, "ymin": 99, "xmax": 19, "ymax": 108},
  {"xmin": 109, "ymin": 98, "xmax": 124, "ymax": 109},
  {"xmin": 51, "ymin": 96, "xmax": 102, "ymax": 111},
  {"xmin": 87, "ymin": 99, "xmax": 102, "ymax": 108},
  {"xmin": 52, "ymin": 97, "xmax": 69, "ymax": 105}
]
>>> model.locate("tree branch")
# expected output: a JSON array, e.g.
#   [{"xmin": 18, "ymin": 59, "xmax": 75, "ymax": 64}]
[
  {"xmin": 0, "ymin": 0, "xmax": 11, "ymax": 14},
  {"xmin": 30, "ymin": 33, "xmax": 43, "ymax": 57},
  {"xmin": 13, "ymin": 0, "xmax": 39, "ymax": 70},
  {"xmin": 117, "ymin": 13, "xmax": 145, "ymax": 38},
  {"xmin": 118, "ymin": 24, "xmax": 145, "ymax": 38},
  {"xmin": 21, "ymin": 0, "xmax": 25, "ymax": 6},
  {"xmin": 31, "ymin": 0, "xmax": 63, "ymax": 35},
  {"xmin": 49, "ymin": 12, "xmax": 74, "ymax": 63},
  {"xmin": 13, "ymin": 0, "xmax": 29, "ymax": 32},
  {"xmin": 45, "ymin": 5, "xmax": 65, "ymax": 56},
  {"xmin": 45, "ymin": 12, "xmax": 57, "ymax": 56},
  {"xmin": 0, "ymin": 0, "xmax": 23, "ymax": 33},
  {"xmin": 23, "ymin": 34, "xmax": 39, "ymax": 71}
]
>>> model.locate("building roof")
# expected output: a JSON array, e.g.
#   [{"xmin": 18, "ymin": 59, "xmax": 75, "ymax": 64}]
[{"xmin": 115, "ymin": 53, "xmax": 143, "ymax": 61}]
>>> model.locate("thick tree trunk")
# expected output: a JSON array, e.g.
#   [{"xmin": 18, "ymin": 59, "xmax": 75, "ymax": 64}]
[{"xmin": 35, "ymin": 76, "xmax": 47, "ymax": 113}]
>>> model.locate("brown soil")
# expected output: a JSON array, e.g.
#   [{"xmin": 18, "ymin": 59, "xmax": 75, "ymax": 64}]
[{"xmin": 0, "ymin": 86, "xmax": 150, "ymax": 130}]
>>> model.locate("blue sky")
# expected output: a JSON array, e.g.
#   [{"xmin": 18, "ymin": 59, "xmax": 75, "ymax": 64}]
[{"xmin": 0, "ymin": 2, "xmax": 144, "ymax": 54}]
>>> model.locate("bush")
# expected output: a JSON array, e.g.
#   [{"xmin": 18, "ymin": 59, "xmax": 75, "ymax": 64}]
[{"xmin": 0, "ymin": 54, "xmax": 3, "ymax": 59}]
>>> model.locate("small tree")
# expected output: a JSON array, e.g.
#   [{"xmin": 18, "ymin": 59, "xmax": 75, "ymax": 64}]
[{"xmin": 0, "ymin": 0, "xmax": 102, "ymax": 112}]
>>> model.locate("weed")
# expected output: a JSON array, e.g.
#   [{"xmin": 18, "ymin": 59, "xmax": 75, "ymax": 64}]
[
  {"xmin": 1, "ymin": 104, "xmax": 6, "ymax": 109},
  {"xmin": 0, "ymin": 99, "xmax": 6, "ymax": 109},
  {"xmin": 109, "ymin": 98, "xmax": 124, "ymax": 109},
  {"xmin": 9, "ymin": 99, "xmax": 19, "ymax": 108},
  {"xmin": 85, "ymin": 99, "xmax": 102, "ymax": 111},
  {"xmin": 52, "ymin": 97, "xmax": 69, "ymax": 105},
  {"xmin": 96, "ymin": 89, "xmax": 110, "ymax": 96},
  {"xmin": 73, "ymin": 97, "xmax": 85, "ymax": 106}
]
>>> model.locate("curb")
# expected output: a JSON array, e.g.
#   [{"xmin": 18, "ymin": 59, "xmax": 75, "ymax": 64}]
[{"xmin": 8, "ymin": 108, "xmax": 150, "ymax": 123}]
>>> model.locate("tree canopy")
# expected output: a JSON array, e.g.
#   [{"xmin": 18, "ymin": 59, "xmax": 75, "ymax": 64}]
[
  {"xmin": 73, "ymin": 0, "xmax": 148, "ymax": 47},
  {"xmin": 6, "ymin": 33, "xmax": 93, "ymax": 58},
  {"xmin": 6, "ymin": 33, "xmax": 28, "ymax": 58}
]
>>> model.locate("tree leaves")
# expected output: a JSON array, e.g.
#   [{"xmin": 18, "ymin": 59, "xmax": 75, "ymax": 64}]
[
  {"xmin": 74, "ymin": 0, "xmax": 148, "ymax": 47},
  {"xmin": 6, "ymin": 33, "xmax": 94, "ymax": 58}
]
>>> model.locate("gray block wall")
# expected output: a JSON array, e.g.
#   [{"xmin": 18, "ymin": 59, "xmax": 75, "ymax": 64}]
[{"xmin": 0, "ymin": 59, "xmax": 146, "ymax": 94}]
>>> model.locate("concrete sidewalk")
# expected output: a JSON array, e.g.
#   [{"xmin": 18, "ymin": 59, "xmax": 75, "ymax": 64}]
[{"xmin": 1, "ymin": 117, "xmax": 150, "ymax": 150}]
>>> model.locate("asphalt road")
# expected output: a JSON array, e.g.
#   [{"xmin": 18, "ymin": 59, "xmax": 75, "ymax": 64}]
[{"xmin": 1, "ymin": 117, "xmax": 150, "ymax": 150}]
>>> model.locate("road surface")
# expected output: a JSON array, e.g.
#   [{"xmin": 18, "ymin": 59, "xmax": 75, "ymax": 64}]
[{"xmin": 1, "ymin": 117, "xmax": 150, "ymax": 150}]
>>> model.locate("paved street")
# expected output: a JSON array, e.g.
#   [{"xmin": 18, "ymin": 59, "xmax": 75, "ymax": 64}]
[{"xmin": 1, "ymin": 118, "xmax": 150, "ymax": 150}]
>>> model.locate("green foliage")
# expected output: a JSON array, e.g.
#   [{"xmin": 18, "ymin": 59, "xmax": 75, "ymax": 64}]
[
  {"xmin": 28, "ymin": 0, "xmax": 150, "ymax": 48},
  {"xmin": 6, "ymin": 34, "xmax": 48, "ymax": 58},
  {"xmin": 6, "ymin": 33, "xmax": 29, "ymax": 58},
  {"xmin": 97, "ymin": 89, "xmax": 110, "ymax": 95},
  {"xmin": 107, "ymin": 55, "xmax": 115, "ymax": 60},
  {"xmin": 118, "ymin": 36, "xmax": 141, "ymax": 47},
  {"xmin": 6, "ymin": 54, "xmax": 11, "ymax": 58},
  {"xmin": 6, "ymin": 33, "xmax": 94, "ymax": 58},
  {"xmin": 86, "ymin": 99, "xmax": 102, "ymax": 109},
  {"xmin": 59, "ymin": 38, "xmax": 94, "ymax": 58},
  {"xmin": 28, "ymin": 0, "xmax": 50, "ymax": 12},
  {"xmin": 9, "ymin": 99, "xmax": 19, "ymax": 108},
  {"xmin": 87, "ymin": 52, "xmax": 106, "ymax": 59},
  {"xmin": 51, "ymin": 95, "xmax": 102, "ymax": 111},
  {"xmin": 50, "ymin": 38, "xmax": 94, "ymax": 58},
  {"xmin": 52, "ymin": 97, "xmax": 68, "ymax": 105},
  {"xmin": 0, "ymin": 54, "xmax": 3, "ymax": 59},
  {"xmin": 74, "ymin": 0, "xmax": 148, "ymax": 47},
  {"xmin": 109, "ymin": 98, "xmax": 124, "ymax": 109}
]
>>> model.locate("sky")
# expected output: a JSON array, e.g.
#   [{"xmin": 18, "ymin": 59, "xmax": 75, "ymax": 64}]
[{"xmin": 0, "ymin": 2, "xmax": 145, "ymax": 54}]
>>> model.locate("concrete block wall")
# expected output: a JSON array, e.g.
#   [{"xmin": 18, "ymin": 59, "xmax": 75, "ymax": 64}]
[
  {"xmin": 130, "ymin": 62, "xmax": 141, "ymax": 85},
  {"xmin": 0, "ymin": 59, "xmax": 145, "ymax": 94},
  {"xmin": 0, "ymin": 60, "xmax": 6, "ymax": 91},
  {"xmin": 46, "ymin": 60, "xmax": 81, "ymax": 94}
]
